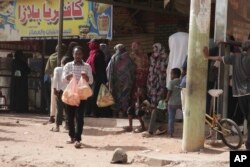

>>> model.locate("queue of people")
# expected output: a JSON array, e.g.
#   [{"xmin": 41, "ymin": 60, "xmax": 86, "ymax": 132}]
[
  {"xmin": 43, "ymin": 34, "xmax": 249, "ymax": 151},
  {"xmin": 45, "ymin": 39, "xmax": 173, "ymax": 148}
]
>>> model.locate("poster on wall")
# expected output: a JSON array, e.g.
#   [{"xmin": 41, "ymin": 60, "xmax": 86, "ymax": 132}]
[
  {"xmin": 0, "ymin": 1, "xmax": 17, "ymax": 41},
  {"xmin": 227, "ymin": 0, "xmax": 250, "ymax": 41},
  {"xmin": 0, "ymin": 0, "xmax": 113, "ymax": 41}
]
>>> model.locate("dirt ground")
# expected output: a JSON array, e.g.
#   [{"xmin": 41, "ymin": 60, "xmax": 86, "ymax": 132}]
[{"xmin": 0, "ymin": 113, "xmax": 246, "ymax": 167}]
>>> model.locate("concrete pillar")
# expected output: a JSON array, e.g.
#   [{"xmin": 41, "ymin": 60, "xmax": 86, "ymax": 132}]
[{"xmin": 182, "ymin": 0, "xmax": 211, "ymax": 152}]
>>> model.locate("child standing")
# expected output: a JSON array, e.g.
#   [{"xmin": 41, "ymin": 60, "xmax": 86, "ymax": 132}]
[{"xmin": 166, "ymin": 68, "xmax": 182, "ymax": 137}]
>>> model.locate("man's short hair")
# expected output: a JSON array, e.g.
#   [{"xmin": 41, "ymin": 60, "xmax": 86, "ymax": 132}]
[{"xmin": 172, "ymin": 68, "xmax": 181, "ymax": 78}]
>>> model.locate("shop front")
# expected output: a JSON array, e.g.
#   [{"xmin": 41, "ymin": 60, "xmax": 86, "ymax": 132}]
[
  {"xmin": 0, "ymin": 41, "xmax": 43, "ymax": 112},
  {"xmin": 0, "ymin": 0, "xmax": 113, "ymax": 113}
]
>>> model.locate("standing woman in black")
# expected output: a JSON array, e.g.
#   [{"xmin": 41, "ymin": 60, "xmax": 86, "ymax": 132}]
[
  {"xmin": 86, "ymin": 39, "xmax": 111, "ymax": 117},
  {"xmin": 10, "ymin": 50, "xmax": 30, "ymax": 113}
]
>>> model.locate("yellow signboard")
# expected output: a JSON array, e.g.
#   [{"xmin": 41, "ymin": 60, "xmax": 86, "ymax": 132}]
[{"xmin": 0, "ymin": 0, "xmax": 113, "ymax": 41}]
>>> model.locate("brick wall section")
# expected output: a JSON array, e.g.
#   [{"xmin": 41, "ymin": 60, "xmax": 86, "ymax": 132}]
[
  {"xmin": 111, "ymin": 8, "xmax": 156, "ymax": 55},
  {"xmin": 155, "ymin": 24, "xmax": 178, "ymax": 53},
  {"xmin": 109, "ymin": 34, "xmax": 155, "ymax": 56},
  {"xmin": 112, "ymin": 4, "xmax": 215, "ymax": 55},
  {"xmin": 112, "ymin": 8, "xmax": 189, "ymax": 55}
]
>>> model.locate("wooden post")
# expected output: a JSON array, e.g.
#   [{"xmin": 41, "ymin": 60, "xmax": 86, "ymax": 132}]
[{"xmin": 182, "ymin": 0, "xmax": 211, "ymax": 152}]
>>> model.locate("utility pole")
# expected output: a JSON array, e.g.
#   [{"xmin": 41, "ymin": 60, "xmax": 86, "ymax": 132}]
[
  {"xmin": 57, "ymin": 0, "xmax": 64, "ymax": 66},
  {"xmin": 182, "ymin": 0, "xmax": 211, "ymax": 152}
]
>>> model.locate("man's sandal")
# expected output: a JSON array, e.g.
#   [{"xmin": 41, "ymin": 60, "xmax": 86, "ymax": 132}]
[
  {"xmin": 50, "ymin": 127, "xmax": 59, "ymax": 132},
  {"xmin": 122, "ymin": 126, "xmax": 133, "ymax": 132},
  {"xmin": 134, "ymin": 127, "xmax": 145, "ymax": 133}
]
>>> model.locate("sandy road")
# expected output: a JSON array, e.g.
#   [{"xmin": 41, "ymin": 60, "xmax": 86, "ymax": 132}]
[{"xmin": 0, "ymin": 113, "xmax": 243, "ymax": 167}]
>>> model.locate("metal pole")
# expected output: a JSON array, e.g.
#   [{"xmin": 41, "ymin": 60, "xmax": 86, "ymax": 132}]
[
  {"xmin": 216, "ymin": 44, "xmax": 222, "ymax": 116},
  {"xmin": 41, "ymin": 39, "xmax": 46, "ymax": 112},
  {"xmin": 217, "ymin": 45, "xmax": 221, "ymax": 89},
  {"xmin": 215, "ymin": 44, "xmax": 225, "ymax": 140},
  {"xmin": 57, "ymin": 0, "xmax": 64, "ymax": 66},
  {"xmin": 222, "ymin": 45, "xmax": 230, "ymax": 118}
]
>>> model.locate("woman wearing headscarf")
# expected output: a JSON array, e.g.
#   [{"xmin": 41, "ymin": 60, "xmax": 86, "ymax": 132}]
[
  {"xmin": 10, "ymin": 50, "xmax": 30, "ymax": 112},
  {"xmin": 147, "ymin": 43, "xmax": 168, "ymax": 106},
  {"xmin": 86, "ymin": 39, "xmax": 110, "ymax": 117},
  {"xmin": 130, "ymin": 41, "xmax": 149, "ymax": 105},
  {"xmin": 100, "ymin": 43, "xmax": 112, "ymax": 67},
  {"xmin": 107, "ymin": 44, "xmax": 135, "ymax": 117}
]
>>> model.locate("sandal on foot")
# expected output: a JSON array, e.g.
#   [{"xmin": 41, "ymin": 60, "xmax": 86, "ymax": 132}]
[
  {"xmin": 134, "ymin": 127, "xmax": 145, "ymax": 133},
  {"xmin": 74, "ymin": 141, "xmax": 81, "ymax": 148},
  {"xmin": 142, "ymin": 131, "xmax": 153, "ymax": 138},
  {"xmin": 66, "ymin": 138, "xmax": 75, "ymax": 144},
  {"xmin": 48, "ymin": 116, "xmax": 55, "ymax": 123},
  {"xmin": 50, "ymin": 127, "xmax": 59, "ymax": 132},
  {"xmin": 167, "ymin": 134, "xmax": 174, "ymax": 138},
  {"xmin": 122, "ymin": 126, "xmax": 132, "ymax": 132},
  {"xmin": 155, "ymin": 129, "xmax": 167, "ymax": 135}
]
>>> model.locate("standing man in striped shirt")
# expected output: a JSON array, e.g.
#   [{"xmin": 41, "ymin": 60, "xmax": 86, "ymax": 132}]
[{"xmin": 62, "ymin": 46, "xmax": 93, "ymax": 148}]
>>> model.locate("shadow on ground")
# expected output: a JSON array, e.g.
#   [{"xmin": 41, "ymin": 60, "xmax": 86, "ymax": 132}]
[
  {"xmin": 102, "ymin": 145, "xmax": 148, "ymax": 151},
  {"xmin": 78, "ymin": 144, "xmax": 148, "ymax": 152},
  {"xmin": 0, "ymin": 113, "xmax": 49, "ymax": 124},
  {"xmin": 201, "ymin": 147, "xmax": 226, "ymax": 154},
  {"xmin": 0, "ymin": 122, "xmax": 27, "ymax": 127},
  {"xmin": 0, "ymin": 129, "xmax": 16, "ymax": 133},
  {"xmin": 84, "ymin": 127, "xmax": 125, "ymax": 136},
  {"xmin": 0, "ymin": 137, "xmax": 25, "ymax": 142}
]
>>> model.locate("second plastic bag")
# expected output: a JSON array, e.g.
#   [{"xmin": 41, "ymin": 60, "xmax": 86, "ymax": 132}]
[
  {"xmin": 77, "ymin": 77, "xmax": 93, "ymax": 100},
  {"xmin": 96, "ymin": 84, "xmax": 114, "ymax": 107}
]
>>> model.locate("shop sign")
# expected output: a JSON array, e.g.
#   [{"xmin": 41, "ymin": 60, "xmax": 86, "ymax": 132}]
[{"xmin": 0, "ymin": 0, "xmax": 113, "ymax": 41}]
